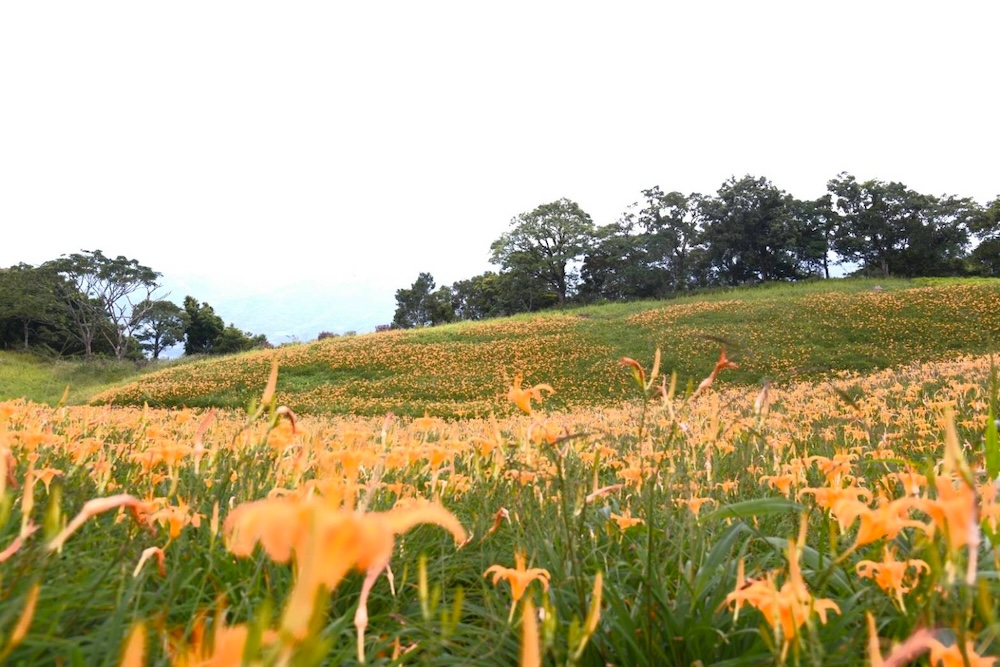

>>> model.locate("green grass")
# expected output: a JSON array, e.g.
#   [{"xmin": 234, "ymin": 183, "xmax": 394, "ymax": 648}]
[
  {"xmin": 4, "ymin": 351, "xmax": 998, "ymax": 665},
  {"xmin": 0, "ymin": 352, "xmax": 196, "ymax": 406},
  {"xmin": 88, "ymin": 277, "xmax": 1000, "ymax": 418}
]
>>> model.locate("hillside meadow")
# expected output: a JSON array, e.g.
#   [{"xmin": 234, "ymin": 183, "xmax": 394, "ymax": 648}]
[
  {"xmin": 0, "ymin": 278, "xmax": 998, "ymax": 665},
  {"xmin": 91, "ymin": 278, "xmax": 1000, "ymax": 418}
]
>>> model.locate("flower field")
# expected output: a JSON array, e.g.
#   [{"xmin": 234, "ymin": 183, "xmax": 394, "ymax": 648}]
[
  {"xmin": 2, "ymin": 345, "xmax": 1000, "ymax": 664},
  {"xmin": 90, "ymin": 279, "xmax": 1000, "ymax": 418}
]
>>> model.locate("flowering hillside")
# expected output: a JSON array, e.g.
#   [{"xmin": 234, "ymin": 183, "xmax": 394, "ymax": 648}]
[{"xmin": 93, "ymin": 279, "xmax": 1000, "ymax": 418}]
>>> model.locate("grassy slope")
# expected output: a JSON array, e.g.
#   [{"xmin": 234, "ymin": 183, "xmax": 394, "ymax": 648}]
[
  {"xmin": 0, "ymin": 352, "xmax": 200, "ymax": 406},
  {"xmin": 88, "ymin": 277, "xmax": 1000, "ymax": 418},
  {"xmin": 0, "ymin": 353, "xmax": 141, "ymax": 405}
]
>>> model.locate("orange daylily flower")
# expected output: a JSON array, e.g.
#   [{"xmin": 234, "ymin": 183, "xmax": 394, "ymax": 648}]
[
  {"xmin": 620, "ymin": 349, "xmax": 660, "ymax": 393},
  {"xmin": 760, "ymin": 473, "xmax": 797, "ymax": 497},
  {"xmin": 479, "ymin": 507, "xmax": 510, "ymax": 543},
  {"xmin": 609, "ymin": 510, "xmax": 644, "ymax": 531},
  {"xmin": 727, "ymin": 532, "xmax": 839, "ymax": 652},
  {"xmin": 806, "ymin": 452, "xmax": 857, "ymax": 483},
  {"xmin": 866, "ymin": 612, "xmax": 937, "ymax": 667},
  {"xmin": 856, "ymin": 547, "xmax": 929, "ymax": 611},
  {"xmin": 620, "ymin": 356, "xmax": 647, "ymax": 389},
  {"xmin": 887, "ymin": 470, "xmax": 927, "ymax": 496},
  {"xmin": 799, "ymin": 483, "xmax": 872, "ymax": 510},
  {"xmin": 3, "ymin": 583, "xmax": 39, "ymax": 658},
  {"xmin": 835, "ymin": 496, "xmax": 925, "ymax": 548},
  {"xmin": 870, "ymin": 603, "xmax": 997, "ymax": 667},
  {"xmin": 913, "ymin": 474, "xmax": 980, "ymax": 554},
  {"xmin": 260, "ymin": 358, "xmax": 279, "ymax": 406},
  {"xmin": 693, "ymin": 347, "xmax": 739, "ymax": 396},
  {"xmin": 484, "ymin": 550, "xmax": 551, "ymax": 620},
  {"xmin": 507, "ymin": 373, "xmax": 555, "ymax": 415},
  {"xmin": 170, "ymin": 613, "xmax": 278, "ymax": 667},
  {"xmin": 926, "ymin": 637, "xmax": 998, "ymax": 667},
  {"xmin": 0, "ymin": 532, "xmax": 30, "ymax": 563},
  {"xmin": 586, "ymin": 483, "xmax": 625, "ymax": 503},
  {"xmin": 32, "ymin": 467, "xmax": 63, "ymax": 493},
  {"xmin": 133, "ymin": 546, "xmax": 167, "ymax": 578},
  {"xmin": 675, "ymin": 496, "xmax": 715, "ymax": 518},
  {"xmin": 224, "ymin": 495, "xmax": 466, "ymax": 662},
  {"xmin": 149, "ymin": 501, "xmax": 202, "ymax": 540},
  {"xmin": 47, "ymin": 494, "xmax": 147, "ymax": 552}
]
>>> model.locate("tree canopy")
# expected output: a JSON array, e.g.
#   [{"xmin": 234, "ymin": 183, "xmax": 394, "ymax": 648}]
[
  {"xmin": 44, "ymin": 250, "xmax": 161, "ymax": 361},
  {"xmin": 392, "ymin": 273, "xmax": 456, "ymax": 329},
  {"xmin": 1, "ymin": 251, "xmax": 266, "ymax": 361},
  {"xmin": 135, "ymin": 299, "xmax": 187, "ymax": 360},
  {"xmin": 490, "ymin": 198, "xmax": 595, "ymax": 305},
  {"xmin": 388, "ymin": 173, "xmax": 994, "ymax": 328}
]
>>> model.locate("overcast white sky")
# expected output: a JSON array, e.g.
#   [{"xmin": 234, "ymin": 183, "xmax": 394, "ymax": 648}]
[{"xmin": 2, "ymin": 2, "xmax": 998, "ymax": 341}]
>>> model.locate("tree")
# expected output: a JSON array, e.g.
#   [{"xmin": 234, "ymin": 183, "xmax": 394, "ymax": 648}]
[
  {"xmin": 213, "ymin": 325, "xmax": 269, "ymax": 354},
  {"xmin": 45, "ymin": 250, "xmax": 161, "ymax": 361},
  {"xmin": 970, "ymin": 196, "xmax": 1000, "ymax": 275},
  {"xmin": 787, "ymin": 195, "xmax": 837, "ymax": 279},
  {"xmin": 635, "ymin": 187, "xmax": 704, "ymax": 293},
  {"xmin": 490, "ymin": 198, "xmax": 596, "ymax": 305},
  {"xmin": 0, "ymin": 264, "xmax": 66, "ymax": 350},
  {"xmin": 182, "ymin": 296, "xmax": 268, "ymax": 355},
  {"xmin": 134, "ymin": 300, "xmax": 187, "ymax": 359},
  {"xmin": 891, "ymin": 194, "xmax": 975, "ymax": 276},
  {"xmin": 579, "ymin": 220, "xmax": 666, "ymax": 301},
  {"xmin": 451, "ymin": 272, "xmax": 507, "ymax": 320},
  {"xmin": 183, "ymin": 296, "xmax": 225, "ymax": 355},
  {"xmin": 699, "ymin": 176, "xmax": 801, "ymax": 285},
  {"xmin": 425, "ymin": 286, "xmax": 457, "ymax": 326},
  {"xmin": 828, "ymin": 174, "xmax": 925, "ymax": 277},
  {"xmin": 450, "ymin": 271, "xmax": 553, "ymax": 320},
  {"xmin": 829, "ymin": 174, "xmax": 976, "ymax": 277},
  {"xmin": 392, "ymin": 273, "xmax": 435, "ymax": 329},
  {"xmin": 392, "ymin": 273, "xmax": 455, "ymax": 328}
]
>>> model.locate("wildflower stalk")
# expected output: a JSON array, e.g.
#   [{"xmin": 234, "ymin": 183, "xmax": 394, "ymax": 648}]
[{"xmin": 545, "ymin": 434, "xmax": 588, "ymax": 619}]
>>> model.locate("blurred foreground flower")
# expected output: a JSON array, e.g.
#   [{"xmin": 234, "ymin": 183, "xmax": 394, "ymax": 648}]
[
  {"xmin": 866, "ymin": 612, "xmax": 996, "ymax": 667},
  {"xmin": 170, "ymin": 613, "xmax": 278, "ymax": 667},
  {"xmin": 224, "ymin": 494, "xmax": 466, "ymax": 663},
  {"xmin": 47, "ymin": 494, "xmax": 146, "ymax": 552}
]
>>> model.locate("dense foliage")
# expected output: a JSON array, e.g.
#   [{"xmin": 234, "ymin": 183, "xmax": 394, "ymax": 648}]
[{"xmin": 0, "ymin": 251, "xmax": 268, "ymax": 360}]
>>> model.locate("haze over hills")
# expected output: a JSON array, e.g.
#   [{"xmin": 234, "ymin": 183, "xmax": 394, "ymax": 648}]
[{"xmin": 157, "ymin": 275, "xmax": 397, "ymax": 354}]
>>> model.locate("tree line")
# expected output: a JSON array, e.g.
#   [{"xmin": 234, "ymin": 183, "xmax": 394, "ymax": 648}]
[
  {"xmin": 392, "ymin": 173, "xmax": 1000, "ymax": 327},
  {"xmin": 0, "ymin": 249, "xmax": 268, "ymax": 360}
]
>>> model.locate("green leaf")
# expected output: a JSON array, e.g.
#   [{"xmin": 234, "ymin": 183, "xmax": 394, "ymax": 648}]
[
  {"xmin": 42, "ymin": 482, "xmax": 63, "ymax": 542},
  {"xmin": 986, "ymin": 354, "xmax": 1000, "ymax": 478},
  {"xmin": 986, "ymin": 408, "xmax": 999, "ymax": 480},
  {"xmin": 693, "ymin": 521, "xmax": 753, "ymax": 597},
  {"xmin": 702, "ymin": 497, "xmax": 802, "ymax": 522}
]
